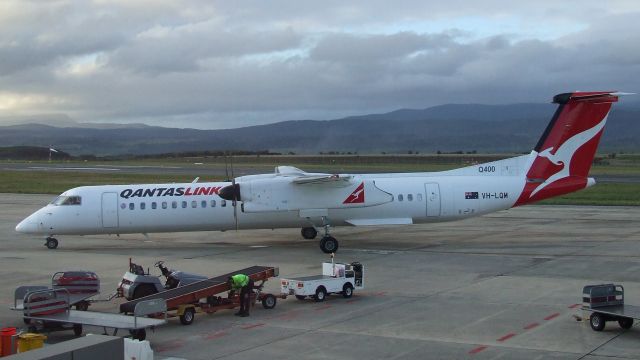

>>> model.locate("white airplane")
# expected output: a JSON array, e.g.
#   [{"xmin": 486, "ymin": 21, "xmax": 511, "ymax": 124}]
[{"xmin": 16, "ymin": 91, "xmax": 627, "ymax": 253}]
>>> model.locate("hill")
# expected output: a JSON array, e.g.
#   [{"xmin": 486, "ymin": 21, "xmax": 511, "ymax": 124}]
[{"xmin": 0, "ymin": 103, "xmax": 637, "ymax": 155}]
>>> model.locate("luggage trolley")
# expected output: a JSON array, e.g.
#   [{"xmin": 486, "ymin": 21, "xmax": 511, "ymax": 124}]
[
  {"xmin": 582, "ymin": 284, "xmax": 639, "ymax": 331},
  {"xmin": 21, "ymin": 288, "xmax": 166, "ymax": 340},
  {"xmin": 12, "ymin": 271, "xmax": 103, "ymax": 316}
]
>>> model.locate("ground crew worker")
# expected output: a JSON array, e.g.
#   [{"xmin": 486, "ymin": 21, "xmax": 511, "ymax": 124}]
[{"xmin": 228, "ymin": 274, "xmax": 254, "ymax": 317}]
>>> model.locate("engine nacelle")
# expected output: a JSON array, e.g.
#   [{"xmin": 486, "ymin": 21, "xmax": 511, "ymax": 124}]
[{"xmin": 224, "ymin": 177, "xmax": 392, "ymax": 213}]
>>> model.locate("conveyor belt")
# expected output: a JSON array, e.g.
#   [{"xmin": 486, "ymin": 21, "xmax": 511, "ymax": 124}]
[{"xmin": 120, "ymin": 266, "xmax": 276, "ymax": 313}]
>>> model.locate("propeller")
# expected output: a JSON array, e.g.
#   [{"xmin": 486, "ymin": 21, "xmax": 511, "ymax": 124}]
[
  {"xmin": 230, "ymin": 154, "xmax": 239, "ymax": 232},
  {"xmin": 219, "ymin": 152, "xmax": 242, "ymax": 231}
]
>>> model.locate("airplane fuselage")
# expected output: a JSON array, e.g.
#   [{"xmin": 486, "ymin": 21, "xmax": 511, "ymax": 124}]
[{"xmin": 16, "ymin": 156, "xmax": 530, "ymax": 236}]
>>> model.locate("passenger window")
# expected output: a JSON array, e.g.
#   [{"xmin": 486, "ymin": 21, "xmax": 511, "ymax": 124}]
[
  {"xmin": 162, "ymin": 202, "xmax": 167, "ymax": 209},
  {"xmin": 152, "ymin": 202, "xmax": 157, "ymax": 209},
  {"xmin": 398, "ymin": 194, "xmax": 403, "ymax": 202},
  {"xmin": 172, "ymin": 201, "xmax": 177, "ymax": 209},
  {"xmin": 201, "ymin": 200, "xmax": 207, "ymax": 208},
  {"xmin": 191, "ymin": 201, "xmax": 197, "ymax": 208},
  {"xmin": 417, "ymin": 194, "xmax": 423, "ymax": 201},
  {"xmin": 221, "ymin": 200, "xmax": 227, "ymax": 207},
  {"xmin": 140, "ymin": 202, "xmax": 146, "ymax": 210},
  {"xmin": 182, "ymin": 201, "xmax": 187, "ymax": 208},
  {"xmin": 210, "ymin": 200, "xmax": 216, "ymax": 207},
  {"xmin": 129, "ymin": 203, "xmax": 134, "ymax": 210},
  {"xmin": 408, "ymin": 194, "xmax": 413, "ymax": 201}
]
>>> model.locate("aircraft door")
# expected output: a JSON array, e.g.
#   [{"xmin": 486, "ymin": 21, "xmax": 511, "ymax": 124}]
[
  {"xmin": 101, "ymin": 192, "xmax": 119, "ymax": 228},
  {"xmin": 424, "ymin": 183, "xmax": 441, "ymax": 217}
]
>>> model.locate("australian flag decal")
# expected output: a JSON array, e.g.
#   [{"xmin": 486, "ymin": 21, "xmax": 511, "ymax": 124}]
[{"xmin": 465, "ymin": 192, "xmax": 479, "ymax": 199}]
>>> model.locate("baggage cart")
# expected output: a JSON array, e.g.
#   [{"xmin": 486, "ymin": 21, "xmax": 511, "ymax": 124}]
[
  {"xmin": 582, "ymin": 284, "xmax": 639, "ymax": 331},
  {"xmin": 22, "ymin": 288, "xmax": 165, "ymax": 340}
]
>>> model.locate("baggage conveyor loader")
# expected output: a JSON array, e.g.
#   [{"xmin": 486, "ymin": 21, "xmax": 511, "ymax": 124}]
[{"xmin": 119, "ymin": 265, "xmax": 280, "ymax": 325}]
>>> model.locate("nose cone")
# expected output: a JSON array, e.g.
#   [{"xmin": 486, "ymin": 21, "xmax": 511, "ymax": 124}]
[{"xmin": 15, "ymin": 214, "xmax": 40, "ymax": 234}]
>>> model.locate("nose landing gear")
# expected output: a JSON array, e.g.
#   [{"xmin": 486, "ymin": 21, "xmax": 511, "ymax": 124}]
[{"xmin": 45, "ymin": 237, "xmax": 59, "ymax": 249}]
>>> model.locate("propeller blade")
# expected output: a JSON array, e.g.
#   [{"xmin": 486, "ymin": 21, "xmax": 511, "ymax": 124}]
[{"xmin": 231, "ymin": 155, "xmax": 238, "ymax": 232}]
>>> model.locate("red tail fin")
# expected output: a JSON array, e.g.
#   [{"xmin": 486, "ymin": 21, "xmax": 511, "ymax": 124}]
[{"xmin": 514, "ymin": 91, "xmax": 619, "ymax": 206}]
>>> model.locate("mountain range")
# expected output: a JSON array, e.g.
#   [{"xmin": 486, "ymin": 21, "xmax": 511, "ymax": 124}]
[{"xmin": 1, "ymin": 103, "xmax": 638, "ymax": 155}]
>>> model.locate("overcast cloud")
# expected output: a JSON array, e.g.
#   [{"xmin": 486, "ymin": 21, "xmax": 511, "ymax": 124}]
[{"xmin": 0, "ymin": 0, "xmax": 638, "ymax": 129}]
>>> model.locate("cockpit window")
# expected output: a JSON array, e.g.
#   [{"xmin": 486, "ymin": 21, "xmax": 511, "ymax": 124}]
[{"xmin": 51, "ymin": 196, "xmax": 82, "ymax": 206}]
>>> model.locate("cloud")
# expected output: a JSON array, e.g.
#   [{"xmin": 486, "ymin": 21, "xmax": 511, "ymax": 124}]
[{"xmin": 0, "ymin": 1, "xmax": 639, "ymax": 129}]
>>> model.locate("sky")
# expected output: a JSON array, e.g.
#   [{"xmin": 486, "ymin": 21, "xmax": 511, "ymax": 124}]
[{"xmin": 0, "ymin": 0, "xmax": 638, "ymax": 129}]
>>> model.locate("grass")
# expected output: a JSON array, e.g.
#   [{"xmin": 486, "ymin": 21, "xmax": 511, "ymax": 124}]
[
  {"xmin": 0, "ymin": 171, "xmax": 220, "ymax": 195},
  {"xmin": 537, "ymin": 183, "xmax": 640, "ymax": 206}
]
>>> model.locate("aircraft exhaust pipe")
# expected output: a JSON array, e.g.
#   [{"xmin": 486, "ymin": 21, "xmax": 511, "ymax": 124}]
[{"xmin": 219, "ymin": 183, "xmax": 241, "ymax": 201}]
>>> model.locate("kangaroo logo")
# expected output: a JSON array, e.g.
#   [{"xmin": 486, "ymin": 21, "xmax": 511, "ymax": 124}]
[
  {"xmin": 343, "ymin": 182, "xmax": 365, "ymax": 204},
  {"xmin": 530, "ymin": 115, "xmax": 608, "ymax": 198}
]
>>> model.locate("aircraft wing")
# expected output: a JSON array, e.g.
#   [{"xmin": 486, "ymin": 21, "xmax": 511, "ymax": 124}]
[{"xmin": 291, "ymin": 174, "xmax": 353, "ymax": 186}]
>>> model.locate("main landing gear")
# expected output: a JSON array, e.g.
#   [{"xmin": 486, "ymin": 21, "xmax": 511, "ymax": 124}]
[
  {"xmin": 302, "ymin": 218, "xmax": 339, "ymax": 253},
  {"xmin": 319, "ymin": 235, "xmax": 338, "ymax": 254},
  {"xmin": 318, "ymin": 218, "xmax": 338, "ymax": 254},
  {"xmin": 45, "ymin": 237, "xmax": 59, "ymax": 250},
  {"xmin": 301, "ymin": 227, "xmax": 318, "ymax": 240}
]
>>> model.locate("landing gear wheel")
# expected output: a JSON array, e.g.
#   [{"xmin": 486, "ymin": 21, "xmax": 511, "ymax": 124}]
[
  {"xmin": 295, "ymin": 295, "xmax": 306, "ymax": 301},
  {"xmin": 342, "ymin": 283, "xmax": 354, "ymax": 298},
  {"xmin": 73, "ymin": 324, "xmax": 83, "ymax": 336},
  {"xmin": 301, "ymin": 227, "xmax": 318, "ymax": 240},
  {"xmin": 262, "ymin": 294, "xmax": 277, "ymax": 309},
  {"xmin": 180, "ymin": 307, "xmax": 195, "ymax": 325},
  {"xmin": 314, "ymin": 287, "xmax": 327, "ymax": 302},
  {"xmin": 130, "ymin": 329, "xmax": 146, "ymax": 340},
  {"xmin": 619, "ymin": 317, "xmax": 634, "ymax": 329},
  {"xmin": 45, "ymin": 237, "xmax": 58, "ymax": 249},
  {"xmin": 590, "ymin": 313, "xmax": 606, "ymax": 331},
  {"xmin": 319, "ymin": 236, "xmax": 338, "ymax": 254}
]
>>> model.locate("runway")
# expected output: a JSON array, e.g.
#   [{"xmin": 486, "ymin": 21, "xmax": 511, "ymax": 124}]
[{"xmin": 1, "ymin": 194, "xmax": 640, "ymax": 359}]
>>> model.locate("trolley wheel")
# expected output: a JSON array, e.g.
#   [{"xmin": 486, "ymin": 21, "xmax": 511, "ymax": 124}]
[
  {"xmin": 130, "ymin": 329, "xmax": 146, "ymax": 341},
  {"xmin": 45, "ymin": 237, "xmax": 59, "ymax": 249},
  {"xmin": 180, "ymin": 307, "xmax": 195, "ymax": 325},
  {"xmin": 314, "ymin": 286, "xmax": 327, "ymax": 302},
  {"xmin": 342, "ymin": 283, "xmax": 354, "ymax": 298},
  {"xmin": 618, "ymin": 317, "xmax": 634, "ymax": 329},
  {"xmin": 75, "ymin": 301, "xmax": 89, "ymax": 311},
  {"xmin": 262, "ymin": 294, "xmax": 276, "ymax": 309},
  {"xmin": 590, "ymin": 313, "xmax": 606, "ymax": 331},
  {"xmin": 319, "ymin": 236, "xmax": 339, "ymax": 254},
  {"xmin": 132, "ymin": 284, "xmax": 157, "ymax": 300},
  {"xmin": 295, "ymin": 295, "xmax": 306, "ymax": 300},
  {"xmin": 73, "ymin": 323, "xmax": 83, "ymax": 337}
]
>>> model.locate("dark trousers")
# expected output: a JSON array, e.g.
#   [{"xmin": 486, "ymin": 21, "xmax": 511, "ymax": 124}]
[{"xmin": 239, "ymin": 279, "xmax": 254, "ymax": 314}]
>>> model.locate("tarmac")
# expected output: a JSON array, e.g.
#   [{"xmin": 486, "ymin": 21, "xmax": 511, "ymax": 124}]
[{"xmin": 1, "ymin": 193, "xmax": 640, "ymax": 359}]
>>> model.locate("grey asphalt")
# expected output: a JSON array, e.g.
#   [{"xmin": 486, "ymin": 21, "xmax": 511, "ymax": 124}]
[{"xmin": 1, "ymin": 194, "xmax": 640, "ymax": 359}]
